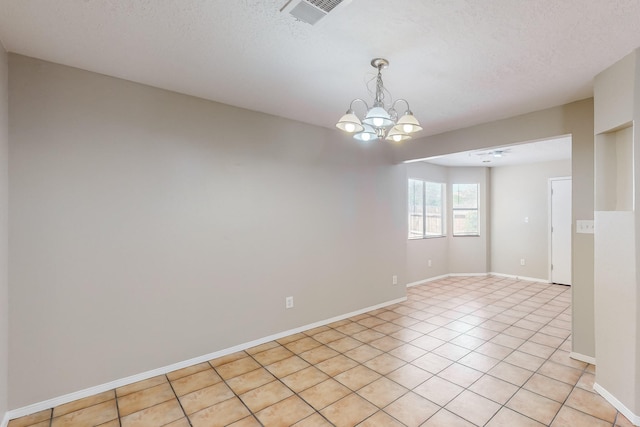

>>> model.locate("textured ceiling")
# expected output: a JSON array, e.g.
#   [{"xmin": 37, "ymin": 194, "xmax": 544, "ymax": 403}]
[{"xmin": 0, "ymin": 1, "xmax": 639, "ymax": 138}]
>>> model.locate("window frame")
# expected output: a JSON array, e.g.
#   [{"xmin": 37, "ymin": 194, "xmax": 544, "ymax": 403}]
[
  {"xmin": 452, "ymin": 183, "xmax": 480, "ymax": 237},
  {"xmin": 408, "ymin": 178, "xmax": 446, "ymax": 240}
]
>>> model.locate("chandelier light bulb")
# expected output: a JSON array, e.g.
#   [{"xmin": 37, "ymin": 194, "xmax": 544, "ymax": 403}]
[{"xmin": 335, "ymin": 58, "xmax": 422, "ymax": 142}]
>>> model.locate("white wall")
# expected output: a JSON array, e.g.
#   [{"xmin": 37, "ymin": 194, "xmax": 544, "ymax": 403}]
[
  {"xmin": 0, "ymin": 43, "xmax": 9, "ymax": 420},
  {"xmin": 491, "ymin": 160, "xmax": 571, "ymax": 280},
  {"xmin": 8, "ymin": 55, "xmax": 407, "ymax": 408}
]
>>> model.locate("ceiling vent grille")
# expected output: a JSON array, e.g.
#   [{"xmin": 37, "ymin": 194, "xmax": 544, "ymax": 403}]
[{"xmin": 281, "ymin": 0, "xmax": 351, "ymax": 25}]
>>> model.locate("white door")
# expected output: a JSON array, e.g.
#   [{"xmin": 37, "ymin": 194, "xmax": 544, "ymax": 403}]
[{"xmin": 551, "ymin": 178, "xmax": 572, "ymax": 285}]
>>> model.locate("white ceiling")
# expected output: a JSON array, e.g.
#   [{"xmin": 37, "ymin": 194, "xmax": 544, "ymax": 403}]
[
  {"xmin": 0, "ymin": 1, "xmax": 639, "ymax": 138},
  {"xmin": 415, "ymin": 136, "xmax": 572, "ymax": 167}
]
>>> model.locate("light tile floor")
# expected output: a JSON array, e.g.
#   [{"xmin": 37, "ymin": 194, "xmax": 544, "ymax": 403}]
[{"xmin": 9, "ymin": 276, "xmax": 636, "ymax": 426}]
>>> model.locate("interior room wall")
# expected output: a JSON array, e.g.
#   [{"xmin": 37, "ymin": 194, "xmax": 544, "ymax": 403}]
[
  {"xmin": 0, "ymin": 43, "xmax": 9, "ymax": 421},
  {"xmin": 448, "ymin": 167, "xmax": 490, "ymax": 275},
  {"xmin": 7, "ymin": 54, "xmax": 407, "ymax": 409},
  {"xmin": 405, "ymin": 162, "xmax": 449, "ymax": 283},
  {"xmin": 392, "ymin": 99, "xmax": 596, "ymax": 359},
  {"xmin": 490, "ymin": 160, "xmax": 571, "ymax": 280}
]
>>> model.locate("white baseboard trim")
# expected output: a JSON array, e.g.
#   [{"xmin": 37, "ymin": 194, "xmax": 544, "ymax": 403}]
[
  {"xmin": 569, "ymin": 352, "xmax": 596, "ymax": 365},
  {"xmin": 594, "ymin": 382, "xmax": 640, "ymax": 426},
  {"xmin": 448, "ymin": 273, "xmax": 488, "ymax": 277},
  {"xmin": 488, "ymin": 272, "xmax": 550, "ymax": 284},
  {"xmin": 405, "ymin": 274, "xmax": 450, "ymax": 287},
  {"xmin": 3, "ymin": 296, "xmax": 407, "ymax": 425}
]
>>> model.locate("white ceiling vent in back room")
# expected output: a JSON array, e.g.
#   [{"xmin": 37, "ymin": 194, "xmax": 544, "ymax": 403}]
[{"xmin": 281, "ymin": 0, "xmax": 353, "ymax": 25}]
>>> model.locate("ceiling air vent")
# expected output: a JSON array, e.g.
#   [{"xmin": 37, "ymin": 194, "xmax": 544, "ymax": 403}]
[{"xmin": 281, "ymin": 0, "xmax": 352, "ymax": 25}]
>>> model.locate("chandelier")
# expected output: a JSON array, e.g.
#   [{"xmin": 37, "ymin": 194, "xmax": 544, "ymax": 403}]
[{"xmin": 336, "ymin": 58, "xmax": 422, "ymax": 142}]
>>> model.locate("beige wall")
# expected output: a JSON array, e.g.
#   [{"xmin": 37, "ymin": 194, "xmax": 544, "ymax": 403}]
[
  {"xmin": 393, "ymin": 99, "xmax": 596, "ymax": 359},
  {"xmin": 490, "ymin": 160, "xmax": 571, "ymax": 280},
  {"xmin": 405, "ymin": 163, "xmax": 490, "ymax": 283},
  {"xmin": 7, "ymin": 55, "xmax": 407, "ymax": 408},
  {"xmin": 405, "ymin": 162, "xmax": 449, "ymax": 282},
  {"xmin": 448, "ymin": 167, "xmax": 490, "ymax": 275},
  {"xmin": 0, "ymin": 44, "xmax": 8, "ymax": 418}
]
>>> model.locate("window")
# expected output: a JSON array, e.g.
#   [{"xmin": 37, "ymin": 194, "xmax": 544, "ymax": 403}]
[
  {"xmin": 452, "ymin": 183, "xmax": 479, "ymax": 236},
  {"xmin": 408, "ymin": 179, "xmax": 445, "ymax": 239}
]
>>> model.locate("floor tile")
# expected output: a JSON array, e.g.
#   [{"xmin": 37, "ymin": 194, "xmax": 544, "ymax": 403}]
[
  {"xmin": 209, "ymin": 351, "xmax": 249, "ymax": 367},
  {"xmin": 116, "ymin": 375, "xmax": 168, "ymax": 397},
  {"xmin": 239, "ymin": 380, "xmax": 294, "ymax": 412},
  {"xmin": 292, "ymin": 413, "xmax": 334, "ymax": 426},
  {"xmin": 256, "ymin": 395, "xmax": 316, "ymax": 427},
  {"xmin": 326, "ymin": 336, "xmax": 363, "ymax": 353},
  {"xmin": 388, "ymin": 343, "xmax": 427, "ymax": 362},
  {"xmin": 411, "ymin": 352, "xmax": 453, "ymax": 374},
  {"xmin": 315, "ymin": 354, "xmax": 359, "ymax": 376},
  {"xmin": 523, "ymin": 373, "xmax": 573, "ymax": 403},
  {"xmin": 356, "ymin": 377, "xmax": 407, "ymax": 408},
  {"xmin": 118, "ymin": 382, "xmax": 176, "ymax": 416},
  {"xmin": 504, "ymin": 350, "xmax": 546, "ymax": 371},
  {"xmin": 171, "ymin": 369, "xmax": 222, "ymax": 396},
  {"xmin": 445, "ymin": 390, "xmax": 501, "ymax": 426},
  {"xmin": 488, "ymin": 361, "xmax": 533, "ymax": 386},
  {"xmin": 384, "ymin": 392, "xmax": 439, "ymax": 427},
  {"xmin": 538, "ymin": 360, "xmax": 582, "ymax": 385},
  {"xmin": 299, "ymin": 378, "xmax": 351, "ymax": 410},
  {"xmin": 421, "ymin": 409, "xmax": 476, "ymax": 427},
  {"xmin": 356, "ymin": 410, "xmax": 405, "ymax": 426},
  {"xmin": 166, "ymin": 362, "xmax": 212, "ymax": 381},
  {"xmin": 506, "ymin": 388, "xmax": 562, "ymax": 424},
  {"xmin": 551, "ymin": 406, "xmax": 612, "ymax": 427},
  {"xmin": 369, "ymin": 336, "xmax": 404, "ymax": 352},
  {"xmin": 486, "ymin": 407, "xmax": 545, "ymax": 426},
  {"xmin": 385, "ymin": 363, "xmax": 432, "ymax": 389},
  {"xmin": 413, "ymin": 375, "xmax": 463, "ymax": 406},
  {"xmin": 311, "ymin": 329, "xmax": 347, "ymax": 344},
  {"xmin": 265, "ymin": 355, "xmax": 310, "ymax": 377},
  {"xmin": 120, "ymin": 399, "xmax": 183, "ymax": 427},
  {"xmin": 363, "ymin": 353, "xmax": 405, "ymax": 375},
  {"xmin": 437, "ymin": 362, "xmax": 483, "ymax": 388},
  {"xmin": 564, "ymin": 387, "xmax": 617, "ymax": 423},
  {"xmin": 468, "ymin": 374, "xmax": 518, "ymax": 405},
  {"xmin": 52, "ymin": 400, "xmax": 118, "ymax": 427},
  {"xmin": 300, "ymin": 345, "xmax": 340, "ymax": 364},
  {"xmin": 8, "ymin": 409, "xmax": 51, "ymax": 427},
  {"xmin": 52, "ymin": 390, "xmax": 115, "ymax": 418},
  {"xmin": 215, "ymin": 357, "xmax": 261, "ymax": 380},
  {"xmin": 252, "ymin": 345, "xmax": 295, "ymax": 365},
  {"xmin": 285, "ymin": 337, "xmax": 323, "ymax": 354},
  {"xmin": 344, "ymin": 344, "xmax": 383, "ymax": 363},
  {"xmin": 334, "ymin": 365, "xmax": 381, "ymax": 391},
  {"xmin": 226, "ymin": 367, "xmax": 276, "ymax": 395},
  {"xmin": 320, "ymin": 393, "xmax": 378, "ymax": 427},
  {"xmin": 179, "ymin": 382, "xmax": 235, "ymax": 415},
  {"xmin": 282, "ymin": 366, "xmax": 330, "ymax": 393},
  {"xmin": 188, "ymin": 397, "xmax": 251, "ymax": 427}
]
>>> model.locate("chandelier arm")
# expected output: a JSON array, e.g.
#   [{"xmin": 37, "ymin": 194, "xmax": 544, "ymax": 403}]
[
  {"xmin": 348, "ymin": 98, "xmax": 370, "ymax": 117},
  {"xmin": 391, "ymin": 99, "xmax": 412, "ymax": 114}
]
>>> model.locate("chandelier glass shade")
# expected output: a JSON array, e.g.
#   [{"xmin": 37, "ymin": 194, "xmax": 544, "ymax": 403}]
[{"xmin": 336, "ymin": 58, "xmax": 422, "ymax": 142}]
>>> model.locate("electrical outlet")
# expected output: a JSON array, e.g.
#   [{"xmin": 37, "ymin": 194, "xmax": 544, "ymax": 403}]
[
  {"xmin": 285, "ymin": 296, "xmax": 294, "ymax": 309},
  {"xmin": 520, "ymin": 258, "xmax": 525, "ymax": 266},
  {"xmin": 392, "ymin": 275, "xmax": 398, "ymax": 285},
  {"xmin": 428, "ymin": 259, "xmax": 432, "ymax": 267}
]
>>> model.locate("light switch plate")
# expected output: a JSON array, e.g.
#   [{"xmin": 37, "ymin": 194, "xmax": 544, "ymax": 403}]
[{"xmin": 576, "ymin": 220, "xmax": 594, "ymax": 234}]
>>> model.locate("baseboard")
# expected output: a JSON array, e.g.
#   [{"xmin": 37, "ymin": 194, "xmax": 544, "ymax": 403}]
[
  {"xmin": 594, "ymin": 383, "xmax": 640, "ymax": 426},
  {"xmin": 406, "ymin": 274, "xmax": 449, "ymax": 287},
  {"xmin": 489, "ymin": 272, "xmax": 550, "ymax": 284},
  {"xmin": 569, "ymin": 352, "xmax": 596, "ymax": 365},
  {"xmin": 448, "ymin": 273, "xmax": 488, "ymax": 277},
  {"xmin": 3, "ymin": 295, "xmax": 407, "ymax": 425}
]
